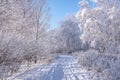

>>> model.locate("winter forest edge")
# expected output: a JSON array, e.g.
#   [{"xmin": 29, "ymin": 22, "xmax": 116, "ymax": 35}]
[{"xmin": 0, "ymin": 0, "xmax": 120, "ymax": 80}]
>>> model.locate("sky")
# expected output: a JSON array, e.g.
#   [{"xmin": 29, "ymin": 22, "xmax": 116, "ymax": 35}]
[{"xmin": 47, "ymin": 0, "xmax": 80, "ymax": 29}]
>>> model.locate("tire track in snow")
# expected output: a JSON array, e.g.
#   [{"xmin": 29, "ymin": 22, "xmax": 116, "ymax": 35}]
[{"xmin": 14, "ymin": 55, "xmax": 91, "ymax": 80}]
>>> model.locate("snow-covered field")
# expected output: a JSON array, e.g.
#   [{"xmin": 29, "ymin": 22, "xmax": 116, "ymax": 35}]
[{"xmin": 7, "ymin": 55, "xmax": 91, "ymax": 80}]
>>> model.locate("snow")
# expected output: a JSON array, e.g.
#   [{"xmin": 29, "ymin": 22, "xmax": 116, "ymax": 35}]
[
  {"xmin": 76, "ymin": 49, "xmax": 120, "ymax": 80},
  {"xmin": 0, "ymin": 0, "xmax": 119, "ymax": 80},
  {"xmin": 7, "ymin": 55, "xmax": 91, "ymax": 80}
]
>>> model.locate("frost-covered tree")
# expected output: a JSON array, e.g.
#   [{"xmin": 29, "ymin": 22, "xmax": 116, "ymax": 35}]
[
  {"xmin": 47, "ymin": 15, "xmax": 81, "ymax": 53},
  {"xmin": 76, "ymin": 0, "xmax": 120, "ymax": 53},
  {"xmin": 0, "ymin": 0, "xmax": 51, "ymax": 77},
  {"xmin": 75, "ymin": 1, "xmax": 120, "ymax": 80}
]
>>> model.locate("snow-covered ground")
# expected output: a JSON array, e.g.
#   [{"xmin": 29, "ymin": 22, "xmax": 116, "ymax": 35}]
[{"xmin": 8, "ymin": 55, "xmax": 92, "ymax": 80}]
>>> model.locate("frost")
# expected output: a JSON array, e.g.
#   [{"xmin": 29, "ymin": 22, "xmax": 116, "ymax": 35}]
[{"xmin": 75, "ymin": 49, "xmax": 120, "ymax": 80}]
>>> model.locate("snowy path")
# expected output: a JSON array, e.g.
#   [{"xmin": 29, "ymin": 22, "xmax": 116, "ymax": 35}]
[{"xmin": 14, "ymin": 55, "xmax": 91, "ymax": 80}]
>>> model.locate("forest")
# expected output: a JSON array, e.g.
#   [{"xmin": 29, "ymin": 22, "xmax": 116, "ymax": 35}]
[{"xmin": 0, "ymin": 0, "xmax": 120, "ymax": 80}]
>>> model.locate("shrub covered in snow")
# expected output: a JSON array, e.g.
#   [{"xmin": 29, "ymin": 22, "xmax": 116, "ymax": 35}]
[{"xmin": 76, "ymin": 49, "xmax": 120, "ymax": 80}]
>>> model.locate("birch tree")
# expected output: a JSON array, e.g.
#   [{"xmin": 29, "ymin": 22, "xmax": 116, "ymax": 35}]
[
  {"xmin": 0, "ymin": 0, "xmax": 51, "ymax": 77},
  {"xmin": 76, "ymin": 0, "xmax": 120, "ymax": 53}
]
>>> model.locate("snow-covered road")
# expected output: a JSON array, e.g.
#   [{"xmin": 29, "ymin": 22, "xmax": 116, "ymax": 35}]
[{"xmin": 14, "ymin": 55, "xmax": 91, "ymax": 80}]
